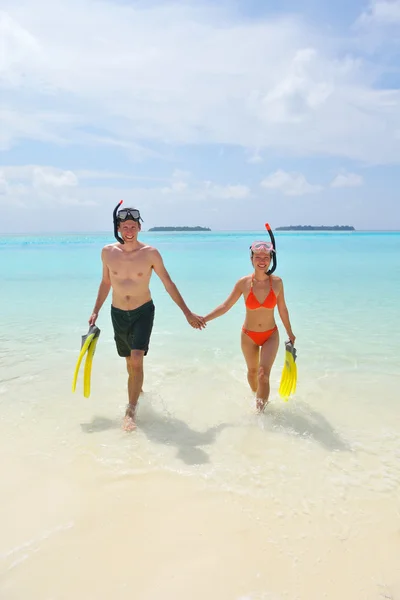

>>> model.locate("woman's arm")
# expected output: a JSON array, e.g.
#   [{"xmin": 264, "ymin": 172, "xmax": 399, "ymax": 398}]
[
  {"xmin": 276, "ymin": 280, "xmax": 296, "ymax": 344},
  {"xmin": 204, "ymin": 281, "xmax": 243, "ymax": 323}
]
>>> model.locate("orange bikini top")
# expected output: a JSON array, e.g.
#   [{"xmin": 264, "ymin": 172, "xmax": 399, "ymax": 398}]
[{"xmin": 245, "ymin": 275, "xmax": 277, "ymax": 310}]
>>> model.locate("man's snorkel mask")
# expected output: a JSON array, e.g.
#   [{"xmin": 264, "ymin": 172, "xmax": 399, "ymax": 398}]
[
  {"xmin": 113, "ymin": 200, "xmax": 143, "ymax": 244},
  {"xmin": 249, "ymin": 223, "xmax": 277, "ymax": 275}
]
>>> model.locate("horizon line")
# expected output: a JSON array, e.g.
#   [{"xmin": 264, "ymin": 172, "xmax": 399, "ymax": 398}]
[{"xmin": 1, "ymin": 228, "xmax": 400, "ymax": 235}]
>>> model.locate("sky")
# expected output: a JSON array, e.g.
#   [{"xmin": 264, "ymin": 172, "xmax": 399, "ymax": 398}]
[{"xmin": 1, "ymin": 0, "xmax": 400, "ymax": 233}]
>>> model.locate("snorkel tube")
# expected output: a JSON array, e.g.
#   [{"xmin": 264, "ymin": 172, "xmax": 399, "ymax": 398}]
[
  {"xmin": 113, "ymin": 200, "xmax": 124, "ymax": 244},
  {"xmin": 265, "ymin": 223, "xmax": 277, "ymax": 275}
]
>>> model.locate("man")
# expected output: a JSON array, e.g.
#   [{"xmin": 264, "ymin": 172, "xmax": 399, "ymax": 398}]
[{"xmin": 88, "ymin": 204, "xmax": 205, "ymax": 432}]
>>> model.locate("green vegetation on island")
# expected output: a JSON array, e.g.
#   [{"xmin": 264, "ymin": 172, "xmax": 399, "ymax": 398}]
[
  {"xmin": 275, "ymin": 225, "xmax": 355, "ymax": 231},
  {"xmin": 148, "ymin": 226, "xmax": 211, "ymax": 232}
]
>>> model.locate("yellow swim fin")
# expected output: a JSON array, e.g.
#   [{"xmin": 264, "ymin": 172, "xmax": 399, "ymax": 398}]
[
  {"xmin": 279, "ymin": 341, "xmax": 297, "ymax": 401},
  {"xmin": 72, "ymin": 325, "xmax": 101, "ymax": 397},
  {"xmin": 83, "ymin": 334, "xmax": 99, "ymax": 398}
]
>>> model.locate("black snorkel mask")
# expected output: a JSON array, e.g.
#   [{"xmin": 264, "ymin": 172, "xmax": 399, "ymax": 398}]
[
  {"xmin": 249, "ymin": 223, "xmax": 277, "ymax": 275},
  {"xmin": 113, "ymin": 200, "xmax": 143, "ymax": 244}
]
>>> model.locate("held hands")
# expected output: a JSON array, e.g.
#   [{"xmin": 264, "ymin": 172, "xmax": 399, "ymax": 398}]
[
  {"xmin": 89, "ymin": 309, "xmax": 206, "ymax": 329},
  {"xmin": 185, "ymin": 311, "xmax": 206, "ymax": 330}
]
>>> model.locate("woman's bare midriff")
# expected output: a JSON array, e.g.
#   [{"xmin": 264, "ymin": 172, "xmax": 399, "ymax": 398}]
[{"xmin": 242, "ymin": 306, "xmax": 276, "ymax": 332}]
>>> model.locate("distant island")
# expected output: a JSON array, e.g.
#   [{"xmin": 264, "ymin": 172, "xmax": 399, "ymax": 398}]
[
  {"xmin": 276, "ymin": 225, "xmax": 355, "ymax": 231},
  {"xmin": 148, "ymin": 226, "xmax": 211, "ymax": 232}
]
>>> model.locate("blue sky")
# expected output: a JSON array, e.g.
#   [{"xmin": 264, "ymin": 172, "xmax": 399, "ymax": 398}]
[{"xmin": 1, "ymin": 0, "xmax": 400, "ymax": 232}]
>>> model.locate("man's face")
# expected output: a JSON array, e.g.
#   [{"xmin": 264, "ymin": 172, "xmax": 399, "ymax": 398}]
[{"xmin": 118, "ymin": 218, "xmax": 141, "ymax": 242}]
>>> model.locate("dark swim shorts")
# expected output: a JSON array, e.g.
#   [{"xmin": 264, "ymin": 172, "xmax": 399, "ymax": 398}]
[{"xmin": 110, "ymin": 300, "xmax": 155, "ymax": 357}]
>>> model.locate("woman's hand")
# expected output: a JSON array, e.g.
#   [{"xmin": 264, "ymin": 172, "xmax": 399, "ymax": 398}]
[{"xmin": 287, "ymin": 331, "xmax": 296, "ymax": 345}]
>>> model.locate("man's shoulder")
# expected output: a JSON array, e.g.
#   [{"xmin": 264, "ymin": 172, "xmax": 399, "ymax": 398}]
[
  {"xmin": 140, "ymin": 243, "xmax": 160, "ymax": 255},
  {"xmin": 143, "ymin": 245, "xmax": 164, "ymax": 268},
  {"xmin": 101, "ymin": 243, "xmax": 123, "ymax": 260},
  {"xmin": 102, "ymin": 242, "xmax": 120, "ymax": 253}
]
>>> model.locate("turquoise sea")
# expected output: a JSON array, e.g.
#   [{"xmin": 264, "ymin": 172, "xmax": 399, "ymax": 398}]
[{"xmin": 1, "ymin": 230, "xmax": 400, "ymax": 599}]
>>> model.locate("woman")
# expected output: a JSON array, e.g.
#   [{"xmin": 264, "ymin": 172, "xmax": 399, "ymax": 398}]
[{"xmin": 204, "ymin": 240, "xmax": 295, "ymax": 411}]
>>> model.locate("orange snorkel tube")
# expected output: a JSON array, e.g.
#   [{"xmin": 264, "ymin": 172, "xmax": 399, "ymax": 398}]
[{"xmin": 265, "ymin": 223, "xmax": 277, "ymax": 275}]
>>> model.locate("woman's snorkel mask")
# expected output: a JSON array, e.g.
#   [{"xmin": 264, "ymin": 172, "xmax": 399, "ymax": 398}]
[
  {"xmin": 249, "ymin": 223, "xmax": 277, "ymax": 275},
  {"xmin": 113, "ymin": 200, "xmax": 143, "ymax": 244}
]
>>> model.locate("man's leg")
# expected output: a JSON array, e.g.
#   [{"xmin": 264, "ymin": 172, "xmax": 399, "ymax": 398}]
[
  {"xmin": 256, "ymin": 329, "xmax": 280, "ymax": 412},
  {"xmin": 125, "ymin": 357, "xmax": 134, "ymax": 402},
  {"xmin": 125, "ymin": 357, "xmax": 144, "ymax": 397},
  {"xmin": 123, "ymin": 350, "xmax": 145, "ymax": 432}
]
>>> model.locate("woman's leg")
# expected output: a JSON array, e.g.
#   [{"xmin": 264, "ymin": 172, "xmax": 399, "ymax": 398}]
[
  {"xmin": 256, "ymin": 329, "xmax": 280, "ymax": 411},
  {"xmin": 241, "ymin": 330, "xmax": 260, "ymax": 392}
]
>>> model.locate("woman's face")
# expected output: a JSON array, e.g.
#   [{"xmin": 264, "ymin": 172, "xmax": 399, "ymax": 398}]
[{"xmin": 252, "ymin": 252, "xmax": 271, "ymax": 271}]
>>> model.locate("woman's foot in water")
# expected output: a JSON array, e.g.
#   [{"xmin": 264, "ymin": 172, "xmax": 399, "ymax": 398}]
[
  {"xmin": 122, "ymin": 404, "xmax": 137, "ymax": 432},
  {"xmin": 255, "ymin": 367, "xmax": 269, "ymax": 412},
  {"xmin": 256, "ymin": 396, "xmax": 268, "ymax": 412}
]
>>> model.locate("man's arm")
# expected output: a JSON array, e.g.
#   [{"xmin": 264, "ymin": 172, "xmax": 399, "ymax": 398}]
[
  {"xmin": 151, "ymin": 249, "xmax": 205, "ymax": 329},
  {"xmin": 276, "ymin": 279, "xmax": 296, "ymax": 344},
  {"xmin": 89, "ymin": 248, "xmax": 112, "ymax": 325}
]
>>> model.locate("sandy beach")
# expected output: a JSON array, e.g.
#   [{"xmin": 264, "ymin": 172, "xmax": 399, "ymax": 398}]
[
  {"xmin": 2, "ymin": 461, "xmax": 400, "ymax": 600},
  {"xmin": 1, "ymin": 231, "xmax": 400, "ymax": 599}
]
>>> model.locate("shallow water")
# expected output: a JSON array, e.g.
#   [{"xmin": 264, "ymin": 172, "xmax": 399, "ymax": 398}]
[{"xmin": 1, "ymin": 231, "xmax": 400, "ymax": 599}]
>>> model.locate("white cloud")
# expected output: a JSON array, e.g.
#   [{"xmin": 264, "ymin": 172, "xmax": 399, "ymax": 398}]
[
  {"xmin": 158, "ymin": 169, "xmax": 249, "ymax": 199},
  {"xmin": 261, "ymin": 170, "xmax": 322, "ymax": 196},
  {"xmin": 1, "ymin": 163, "xmax": 400, "ymax": 232},
  {"xmin": 32, "ymin": 167, "xmax": 78, "ymax": 188},
  {"xmin": 161, "ymin": 180, "xmax": 188, "ymax": 194},
  {"xmin": 0, "ymin": 107, "xmax": 76, "ymax": 150},
  {"xmin": 1, "ymin": 165, "xmax": 78, "ymax": 186},
  {"xmin": 0, "ymin": 0, "xmax": 400, "ymax": 164},
  {"xmin": 358, "ymin": 0, "xmax": 400, "ymax": 24},
  {"xmin": 245, "ymin": 150, "xmax": 263, "ymax": 164},
  {"xmin": 161, "ymin": 169, "xmax": 190, "ymax": 194},
  {"xmin": 255, "ymin": 48, "xmax": 333, "ymax": 125},
  {"xmin": 0, "ymin": 164, "xmax": 250, "ymax": 215},
  {"xmin": 0, "ymin": 165, "xmax": 87, "ymax": 207},
  {"xmin": 331, "ymin": 172, "xmax": 364, "ymax": 188},
  {"xmin": 203, "ymin": 182, "xmax": 250, "ymax": 200}
]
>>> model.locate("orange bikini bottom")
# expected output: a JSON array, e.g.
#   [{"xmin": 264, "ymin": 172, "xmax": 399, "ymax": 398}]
[{"xmin": 242, "ymin": 325, "xmax": 278, "ymax": 346}]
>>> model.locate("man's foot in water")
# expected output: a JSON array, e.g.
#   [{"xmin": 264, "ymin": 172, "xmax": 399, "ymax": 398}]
[{"xmin": 122, "ymin": 404, "xmax": 137, "ymax": 432}]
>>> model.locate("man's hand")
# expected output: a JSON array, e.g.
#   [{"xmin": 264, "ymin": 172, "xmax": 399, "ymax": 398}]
[
  {"xmin": 186, "ymin": 312, "xmax": 206, "ymax": 330},
  {"xmin": 89, "ymin": 312, "xmax": 98, "ymax": 326}
]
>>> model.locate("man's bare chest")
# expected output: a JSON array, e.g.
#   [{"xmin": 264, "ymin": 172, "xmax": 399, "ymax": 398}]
[{"xmin": 107, "ymin": 254, "xmax": 152, "ymax": 280}]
